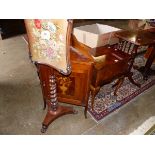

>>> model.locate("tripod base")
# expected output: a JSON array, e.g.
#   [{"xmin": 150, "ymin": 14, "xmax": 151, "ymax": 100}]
[{"xmin": 41, "ymin": 105, "xmax": 78, "ymax": 133}]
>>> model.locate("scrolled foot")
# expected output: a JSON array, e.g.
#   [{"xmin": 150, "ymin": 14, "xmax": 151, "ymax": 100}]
[
  {"xmin": 41, "ymin": 124, "xmax": 48, "ymax": 133},
  {"xmin": 128, "ymin": 72, "xmax": 141, "ymax": 88}
]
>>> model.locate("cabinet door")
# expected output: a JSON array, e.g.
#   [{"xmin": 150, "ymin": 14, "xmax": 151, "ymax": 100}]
[{"xmin": 55, "ymin": 62, "xmax": 92, "ymax": 106}]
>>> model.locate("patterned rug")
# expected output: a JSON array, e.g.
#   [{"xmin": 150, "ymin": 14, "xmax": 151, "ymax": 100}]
[
  {"xmin": 23, "ymin": 34, "xmax": 155, "ymax": 123},
  {"xmin": 88, "ymin": 54, "xmax": 155, "ymax": 122}
]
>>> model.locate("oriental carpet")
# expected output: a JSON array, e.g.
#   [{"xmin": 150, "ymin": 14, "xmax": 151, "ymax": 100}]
[{"xmin": 88, "ymin": 55, "xmax": 155, "ymax": 122}]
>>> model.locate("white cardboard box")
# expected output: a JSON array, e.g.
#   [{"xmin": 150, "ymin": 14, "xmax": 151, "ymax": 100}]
[{"xmin": 73, "ymin": 23, "xmax": 121, "ymax": 48}]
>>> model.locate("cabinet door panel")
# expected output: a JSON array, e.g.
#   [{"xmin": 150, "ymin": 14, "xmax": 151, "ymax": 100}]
[{"xmin": 55, "ymin": 62, "xmax": 92, "ymax": 106}]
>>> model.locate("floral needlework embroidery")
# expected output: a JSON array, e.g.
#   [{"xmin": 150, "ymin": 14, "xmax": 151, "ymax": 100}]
[{"xmin": 31, "ymin": 19, "xmax": 65, "ymax": 62}]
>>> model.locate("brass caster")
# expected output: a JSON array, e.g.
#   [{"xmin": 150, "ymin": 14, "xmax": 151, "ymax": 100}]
[{"xmin": 41, "ymin": 124, "xmax": 48, "ymax": 133}]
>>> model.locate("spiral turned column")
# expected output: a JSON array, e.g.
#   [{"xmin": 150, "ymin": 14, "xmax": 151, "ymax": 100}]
[
  {"xmin": 49, "ymin": 74, "xmax": 58, "ymax": 111},
  {"xmin": 40, "ymin": 66, "xmax": 77, "ymax": 133}
]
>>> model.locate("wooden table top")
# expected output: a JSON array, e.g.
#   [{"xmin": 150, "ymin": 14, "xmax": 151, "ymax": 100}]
[{"xmin": 115, "ymin": 29, "xmax": 155, "ymax": 46}]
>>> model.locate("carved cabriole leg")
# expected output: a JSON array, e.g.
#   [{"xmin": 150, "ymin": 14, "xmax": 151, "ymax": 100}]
[
  {"xmin": 90, "ymin": 85, "xmax": 101, "ymax": 111},
  {"xmin": 84, "ymin": 105, "xmax": 88, "ymax": 119},
  {"xmin": 143, "ymin": 45, "xmax": 155, "ymax": 80},
  {"xmin": 37, "ymin": 64, "xmax": 77, "ymax": 133},
  {"xmin": 114, "ymin": 77, "xmax": 124, "ymax": 96},
  {"xmin": 127, "ymin": 72, "xmax": 141, "ymax": 88},
  {"xmin": 112, "ymin": 78, "xmax": 121, "ymax": 88}
]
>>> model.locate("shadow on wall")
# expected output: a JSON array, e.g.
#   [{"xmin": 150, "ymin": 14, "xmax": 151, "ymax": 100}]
[{"xmin": 0, "ymin": 19, "xmax": 26, "ymax": 39}]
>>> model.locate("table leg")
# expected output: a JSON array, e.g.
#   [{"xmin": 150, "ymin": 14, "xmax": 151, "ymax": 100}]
[
  {"xmin": 36, "ymin": 64, "xmax": 78, "ymax": 133},
  {"xmin": 143, "ymin": 45, "xmax": 155, "ymax": 79},
  {"xmin": 137, "ymin": 45, "xmax": 155, "ymax": 80}
]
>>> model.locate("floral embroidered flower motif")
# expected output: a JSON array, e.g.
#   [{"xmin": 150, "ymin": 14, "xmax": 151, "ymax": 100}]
[
  {"xmin": 31, "ymin": 19, "xmax": 65, "ymax": 62},
  {"xmin": 34, "ymin": 19, "xmax": 41, "ymax": 29},
  {"xmin": 40, "ymin": 40, "xmax": 47, "ymax": 50},
  {"xmin": 47, "ymin": 22, "xmax": 57, "ymax": 33},
  {"xmin": 46, "ymin": 47, "xmax": 54, "ymax": 57},
  {"xmin": 41, "ymin": 22, "xmax": 48, "ymax": 30},
  {"xmin": 41, "ymin": 30, "xmax": 51, "ymax": 40}
]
